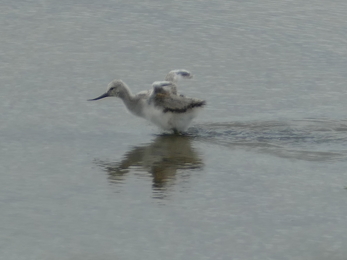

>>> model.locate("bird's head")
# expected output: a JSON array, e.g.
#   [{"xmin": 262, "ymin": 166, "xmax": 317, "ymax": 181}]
[{"xmin": 88, "ymin": 80, "xmax": 127, "ymax": 101}]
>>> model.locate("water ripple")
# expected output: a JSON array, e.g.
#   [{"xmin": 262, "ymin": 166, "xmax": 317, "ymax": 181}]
[{"xmin": 189, "ymin": 118, "xmax": 347, "ymax": 161}]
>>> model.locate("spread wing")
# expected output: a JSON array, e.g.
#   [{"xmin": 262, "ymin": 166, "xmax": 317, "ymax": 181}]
[
  {"xmin": 149, "ymin": 81, "xmax": 205, "ymax": 113},
  {"xmin": 152, "ymin": 81, "xmax": 176, "ymax": 94},
  {"xmin": 165, "ymin": 69, "xmax": 193, "ymax": 83},
  {"xmin": 164, "ymin": 69, "xmax": 193, "ymax": 95}
]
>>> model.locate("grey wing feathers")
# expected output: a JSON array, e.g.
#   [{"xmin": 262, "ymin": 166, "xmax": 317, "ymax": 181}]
[
  {"xmin": 151, "ymin": 90, "xmax": 206, "ymax": 113},
  {"xmin": 152, "ymin": 81, "xmax": 177, "ymax": 95},
  {"xmin": 150, "ymin": 76, "xmax": 204, "ymax": 113}
]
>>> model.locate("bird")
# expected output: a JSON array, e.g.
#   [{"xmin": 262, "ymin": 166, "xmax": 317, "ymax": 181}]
[{"xmin": 88, "ymin": 70, "xmax": 206, "ymax": 133}]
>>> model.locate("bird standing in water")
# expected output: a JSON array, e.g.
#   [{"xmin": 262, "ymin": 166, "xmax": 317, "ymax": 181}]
[{"xmin": 88, "ymin": 70, "xmax": 206, "ymax": 133}]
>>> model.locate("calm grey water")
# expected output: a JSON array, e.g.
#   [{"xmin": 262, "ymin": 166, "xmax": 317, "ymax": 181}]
[{"xmin": 1, "ymin": 1, "xmax": 347, "ymax": 259}]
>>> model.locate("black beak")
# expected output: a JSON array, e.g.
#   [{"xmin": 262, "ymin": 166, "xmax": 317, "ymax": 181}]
[{"xmin": 88, "ymin": 92, "xmax": 109, "ymax": 101}]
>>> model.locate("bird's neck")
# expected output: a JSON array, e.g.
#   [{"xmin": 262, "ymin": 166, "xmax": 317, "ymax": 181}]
[{"xmin": 118, "ymin": 87, "xmax": 144, "ymax": 117}]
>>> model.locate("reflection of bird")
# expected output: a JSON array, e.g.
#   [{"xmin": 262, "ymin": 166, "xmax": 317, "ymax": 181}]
[
  {"xmin": 94, "ymin": 135, "xmax": 204, "ymax": 198},
  {"xmin": 88, "ymin": 70, "xmax": 206, "ymax": 133}
]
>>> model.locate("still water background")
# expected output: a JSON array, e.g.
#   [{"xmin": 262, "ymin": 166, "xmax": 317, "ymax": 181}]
[{"xmin": 1, "ymin": 1, "xmax": 347, "ymax": 259}]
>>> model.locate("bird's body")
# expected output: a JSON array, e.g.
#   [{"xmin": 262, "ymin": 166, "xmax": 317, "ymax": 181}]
[{"xmin": 89, "ymin": 70, "xmax": 205, "ymax": 133}]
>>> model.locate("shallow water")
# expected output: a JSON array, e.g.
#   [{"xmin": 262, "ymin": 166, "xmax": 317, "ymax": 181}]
[{"xmin": 1, "ymin": 0, "xmax": 347, "ymax": 259}]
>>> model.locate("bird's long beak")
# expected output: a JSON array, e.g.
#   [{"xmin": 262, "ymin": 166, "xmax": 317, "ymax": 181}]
[{"xmin": 88, "ymin": 92, "xmax": 109, "ymax": 101}]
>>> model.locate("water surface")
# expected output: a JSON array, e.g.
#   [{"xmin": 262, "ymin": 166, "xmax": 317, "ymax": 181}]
[{"xmin": 1, "ymin": 1, "xmax": 347, "ymax": 259}]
